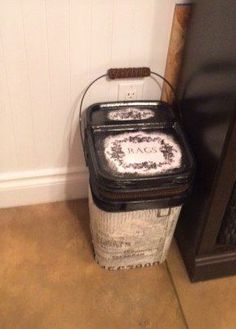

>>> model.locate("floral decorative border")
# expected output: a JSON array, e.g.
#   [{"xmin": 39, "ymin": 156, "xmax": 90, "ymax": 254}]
[
  {"xmin": 105, "ymin": 133, "xmax": 179, "ymax": 174},
  {"xmin": 108, "ymin": 108, "xmax": 155, "ymax": 121}
]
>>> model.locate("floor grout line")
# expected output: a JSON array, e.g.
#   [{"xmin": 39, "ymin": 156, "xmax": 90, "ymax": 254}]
[{"xmin": 165, "ymin": 260, "xmax": 190, "ymax": 329}]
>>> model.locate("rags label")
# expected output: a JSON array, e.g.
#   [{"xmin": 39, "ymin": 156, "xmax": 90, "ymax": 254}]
[{"xmin": 104, "ymin": 131, "xmax": 182, "ymax": 175}]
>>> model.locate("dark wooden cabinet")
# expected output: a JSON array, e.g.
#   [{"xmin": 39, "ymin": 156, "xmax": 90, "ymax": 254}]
[{"xmin": 175, "ymin": 0, "xmax": 236, "ymax": 281}]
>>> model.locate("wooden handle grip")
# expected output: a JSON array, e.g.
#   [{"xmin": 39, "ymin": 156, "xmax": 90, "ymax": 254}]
[{"xmin": 108, "ymin": 67, "xmax": 151, "ymax": 80}]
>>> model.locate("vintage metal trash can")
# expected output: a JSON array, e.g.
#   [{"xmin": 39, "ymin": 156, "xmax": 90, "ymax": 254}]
[{"xmin": 80, "ymin": 67, "xmax": 194, "ymax": 270}]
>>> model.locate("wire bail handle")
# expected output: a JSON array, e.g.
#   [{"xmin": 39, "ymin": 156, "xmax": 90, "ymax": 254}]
[{"xmin": 79, "ymin": 67, "xmax": 180, "ymax": 153}]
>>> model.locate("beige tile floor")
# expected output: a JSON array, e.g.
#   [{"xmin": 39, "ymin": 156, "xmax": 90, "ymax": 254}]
[{"xmin": 0, "ymin": 199, "xmax": 235, "ymax": 329}]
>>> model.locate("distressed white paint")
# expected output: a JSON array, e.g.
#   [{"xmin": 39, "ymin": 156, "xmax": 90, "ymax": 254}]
[{"xmin": 0, "ymin": 0, "xmax": 178, "ymax": 207}]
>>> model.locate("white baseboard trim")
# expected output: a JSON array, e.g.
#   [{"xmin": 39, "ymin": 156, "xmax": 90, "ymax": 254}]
[{"xmin": 0, "ymin": 167, "xmax": 89, "ymax": 208}]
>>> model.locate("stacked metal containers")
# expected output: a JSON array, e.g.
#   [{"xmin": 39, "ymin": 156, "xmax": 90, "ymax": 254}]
[{"xmin": 81, "ymin": 68, "xmax": 194, "ymax": 270}]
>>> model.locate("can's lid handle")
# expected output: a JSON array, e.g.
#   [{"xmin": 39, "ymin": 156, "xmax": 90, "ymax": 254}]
[
  {"xmin": 107, "ymin": 67, "xmax": 151, "ymax": 79},
  {"xmin": 79, "ymin": 67, "xmax": 181, "ymax": 160}
]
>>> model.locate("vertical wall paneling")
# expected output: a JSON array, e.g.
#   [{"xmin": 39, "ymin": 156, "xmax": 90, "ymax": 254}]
[
  {"xmin": 68, "ymin": 0, "xmax": 92, "ymax": 167},
  {"xmin": 0, "ymin": 30, "xmax": 17, "ymax": 172},
  {"xmin": 89, "ymin": 0, "xmax": 114, "ymax": 104},
  {"xmin": 108, "ymin": 0, "xmax": 136, "ymax": 101},
  {"xmin": 0, "ymin": 1, "xmax": 36, "ymax": 170},
  {"xmin": 129, "ymin": 0, "xmax": 153, "ymax": 66},
  {"xmin": 0, "ymin": 0, "xmax": 179, "ymax": 207},
  {"xmin": 21, "ymin": 0, "xmax": 54, "ymax": 168},
  {"xmin": 111, "ymin": 0, "xmax": 137, "ymax": 67},
  {"xmin": 45, "ymin": 0, "xmax": 71, "ymax": 168}
]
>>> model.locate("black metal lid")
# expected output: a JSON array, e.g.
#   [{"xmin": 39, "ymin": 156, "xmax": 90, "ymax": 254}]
[
  {"xmin": 85, "ymin": 101, "xmax": 194, "ymax": 194},
  {"xmin": 86, "ymin": 100, "xmax": 176, "ymax": 129}
]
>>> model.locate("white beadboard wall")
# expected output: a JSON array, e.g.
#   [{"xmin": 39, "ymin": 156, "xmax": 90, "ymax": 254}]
[{"xmin": 0, "ymin": 0, "xmax": 182, "ymax": 208}]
